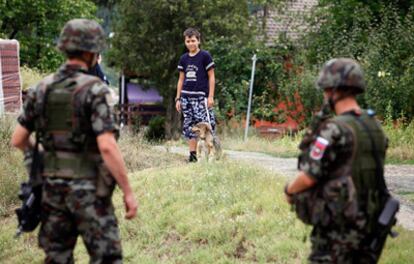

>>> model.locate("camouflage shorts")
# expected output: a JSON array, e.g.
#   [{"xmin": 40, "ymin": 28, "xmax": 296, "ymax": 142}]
[
  {"xmin": 181, "ymin": 96, "xmax": 215, "ymax": 139},
  {"xmin": 309, "ymin": 227, "xmax": 382, "ymax": 264},
  {"xmin": 38, "ymin": 178, "xmax": 122, "ymax": 264}
]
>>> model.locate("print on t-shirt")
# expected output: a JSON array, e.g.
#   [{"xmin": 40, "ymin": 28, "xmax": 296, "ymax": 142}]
[{"xmin": 186, "ymin": 65, "xmax": 198, "ymax": 82}]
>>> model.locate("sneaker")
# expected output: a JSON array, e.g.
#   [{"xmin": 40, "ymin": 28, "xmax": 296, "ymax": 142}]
[{"xmin": 189, "ymin": 152, "xmax": 197, "ymax": 162}]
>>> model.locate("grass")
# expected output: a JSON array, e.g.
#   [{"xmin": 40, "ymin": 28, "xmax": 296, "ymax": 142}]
[
  {"xmin": 0, "ymin": 161, "xmax": 309, "ymax": 263},
  {"xmin": 397, "ymin": 191, "xmax": 414, "ymax": 203},
  {"xmin": 20, "ymin": 66, "xmax": 47, "ymax": 91},
  {"xmin": 0, "ymin": 115, "xmax": 26, "ymax": 217},
  {"xmin": 210, "ymin": 122, "xmax": 414, "ymax": 164},
  {"xmin": 384, "ymin": 123, "xmax": 414, "ymax": 165},
  {"xmin": 1, "ymin": 117, "xmax": 413, "ymax": 263},
  {"xmin": 118, "ymin": 129, "xmax": 185, "ymax": 171},
  {"xmin": 0, "ymin": 122, "xmax": 184, "ymax": 217},
  {"xmin": 1, "ymin": 160, "xmax": 414, "ymax": 263}
]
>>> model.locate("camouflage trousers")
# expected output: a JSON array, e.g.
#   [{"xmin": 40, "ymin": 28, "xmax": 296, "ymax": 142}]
[
  {"xmin": 309, "ymin": 226, "xmax": 386, "ymax": 264},
  {"xmin": 38, "ymin": 178, "xmax": 122, "ymax": 264}
]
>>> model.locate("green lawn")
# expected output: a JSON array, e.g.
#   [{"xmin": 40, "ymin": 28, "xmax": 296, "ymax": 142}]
[{"xmin": 1, "ymin": 161, "xmax": 413, "ymax": 263}]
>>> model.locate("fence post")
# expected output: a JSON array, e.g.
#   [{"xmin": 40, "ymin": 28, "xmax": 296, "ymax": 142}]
[{"xmin": 244, "ymin": 54, "xmax": 257, "ymax": 141}]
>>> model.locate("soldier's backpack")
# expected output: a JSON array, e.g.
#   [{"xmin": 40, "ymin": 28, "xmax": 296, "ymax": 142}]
[{"xmin": 33, "ymin": 70, "xmax": 115, "ymax": 196}]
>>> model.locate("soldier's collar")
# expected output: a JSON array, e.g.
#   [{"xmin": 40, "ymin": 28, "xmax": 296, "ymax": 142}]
[
  {"xmin": 63, "ymin": 63, "xmax": 88, "ymax": 73},
  {"xmin": 341, "ymin": 109, "xmax": 362, "ymax": 116}
]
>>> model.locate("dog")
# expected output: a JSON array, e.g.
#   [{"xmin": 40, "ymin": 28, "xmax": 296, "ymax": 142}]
[{"xmin": 191, "ymin": 122, "xmax": 222, "ymax": 161}]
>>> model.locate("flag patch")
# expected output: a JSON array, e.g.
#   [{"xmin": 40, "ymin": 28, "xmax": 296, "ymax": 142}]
[{"xmin": 310, "ymin": 137, "xmax": 329, "ymax": 160}]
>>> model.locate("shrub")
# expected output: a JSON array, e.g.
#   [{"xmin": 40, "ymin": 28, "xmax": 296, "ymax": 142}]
[
  {"xmin": 20, "ymin": 66, "xmax": 46, "ymax": 91},
  {"xmin": 144, "ymin": 116, "xmax": 166, "ymax": 142}
]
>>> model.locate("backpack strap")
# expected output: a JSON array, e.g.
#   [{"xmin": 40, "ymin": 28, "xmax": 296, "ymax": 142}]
[{"xmin": 352, "ymin": 115, "xmax": 389, "ymax": 197}]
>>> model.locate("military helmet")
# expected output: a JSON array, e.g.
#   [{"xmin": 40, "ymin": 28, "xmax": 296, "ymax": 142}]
[
  {"xmin": 57, "ymin": 19, "xmax": 106, "ymax": 54},
  {"xmin": 316, "ymin": 58, "xmax": 365, "ymax": 94}
]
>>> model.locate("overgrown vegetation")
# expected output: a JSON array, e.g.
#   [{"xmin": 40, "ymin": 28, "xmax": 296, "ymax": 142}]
[
  {"xmin": 144, "ymin": 116, "xmax": 166, "ymax": 142},
  {"xmin": 217, "ymin": 122, "xmax": 414, "ymax": 164},
  {"xmin": 1, "ymin": 161, "xmax": 413, "ymax": 263},
  {"xmin": 219, "ymin": 128, "xmax": 301, "ymax": 158},
  {"xmin": 0, "ymin": 0, "xmax": 97, "ymax": 71},
  {"xmin": 383, "ymin": 122, "xmax": 414, "ymax": 164},
  {"xmin": 20, "ymin": 66, "xmax": 47, "ymax": 91},
  {"xmin": 0, "ymin": 115, "xmax": 26, "ymax": 217},
  {"xmin": 302, "ymin": 2, "xmax": 414, "ymax": 122}
]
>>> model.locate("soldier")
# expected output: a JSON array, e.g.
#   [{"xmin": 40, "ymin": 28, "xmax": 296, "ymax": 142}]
[
  {"xmin": 284, "ymin": 58, "xmax": 392, "ymax": 263},
  {"xmin": 11, "ymin": 19, "xmax": 138, "ymax": 263}
]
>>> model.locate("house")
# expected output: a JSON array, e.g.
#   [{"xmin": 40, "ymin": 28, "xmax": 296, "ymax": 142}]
[
  {"xmin": 252, "ymin": 0, "xmax": 318, "ymax": 136},
  {"xmin": 256, "ymin": 0, "xmax": 318, "ymax": 45},
  {"xmin": 118, "ymin": 76, "xmax": 165, "ymax": 126},
  {"xmin": 0, "ymin": 39, "xmax": 22, "ymax": 114}
]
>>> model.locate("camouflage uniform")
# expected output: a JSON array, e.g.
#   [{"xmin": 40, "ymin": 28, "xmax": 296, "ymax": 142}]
[
  {"xmin": 296, "ymin": 59, "xmax": 389, "ymax": 263},
  {"xmin": 299, "ymin": 119, "xmax": 360, "ymax": 263},
  {"xmin": 17, "ymin": 19, "xmax": 122, "ymax": 264}
]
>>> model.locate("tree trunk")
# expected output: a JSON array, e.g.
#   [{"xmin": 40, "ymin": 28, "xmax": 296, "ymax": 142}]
[{"xmin": 164, "ymin": 86, "xmax": 182, "ymax": 140}]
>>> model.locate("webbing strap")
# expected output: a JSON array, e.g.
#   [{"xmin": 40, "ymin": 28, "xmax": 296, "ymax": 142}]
[
  {"xmin": 43, "ymin": 151, "xmax": 98, "ymax": 179},
  {"xmin": 353, "ymin": 116, "xmax": 389, "ymax": 196},
  {"xmin": 29, "ymin": 131, "xmax": 40, "ymax": 184}
]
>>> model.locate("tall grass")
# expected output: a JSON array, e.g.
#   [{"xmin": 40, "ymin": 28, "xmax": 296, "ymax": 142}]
[
  {"xmin": 0, "ymin": 115, "xmax": 26, "ymax": 217},
  {"xmin": 384, "ymin": 122, "xmax": 414, "ymax": 164},
  {"xmin": 217, "ymin": 123, "xmax": 414, "ymax": 164},
  {"xmin": 221, "ymin": 131, "xmax": 301, "ymax": 158},
  {"xmin": 20, "ymin": 66, "xmax": 46, "ymax": 91},
  {"xmin": 1, "ymin": 161, "xmax": 413, "ymax": 263},
  {"xmin": 119, "ymin": 129, "xmax": 185, "ymax": 171}
]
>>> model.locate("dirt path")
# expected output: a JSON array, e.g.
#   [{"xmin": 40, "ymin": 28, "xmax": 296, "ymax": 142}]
[{"xmin": 155, "ymin": 146, "xmax": 414, "ymax": 231}]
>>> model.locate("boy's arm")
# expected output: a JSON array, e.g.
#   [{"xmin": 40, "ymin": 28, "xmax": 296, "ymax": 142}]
[
  {"xmin": 207, "ymin": 68, "xmax": 215, "ymax": 108},
  {"xmin": 176, "ymin": 71, "xmax": 184, "ymax": 112}
]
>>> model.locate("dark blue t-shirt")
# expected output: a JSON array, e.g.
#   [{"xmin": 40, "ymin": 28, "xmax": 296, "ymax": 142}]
[{"xmin": 177, "ymin": 50, "xmax": 215, "ymax": 98}]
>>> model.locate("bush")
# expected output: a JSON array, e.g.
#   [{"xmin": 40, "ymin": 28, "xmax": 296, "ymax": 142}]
[{"xmin": 144, "ymin": 116, "xmax": 166, "ymax": 142}]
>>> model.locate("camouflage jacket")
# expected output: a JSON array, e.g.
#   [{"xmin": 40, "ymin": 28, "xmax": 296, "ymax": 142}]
[
  {"xmin": 299, "ymin": 118, "xmax": 354, "ymax": 182},
  {"xmin": 294, "ymin": 114, "xmax": 358, "ymax": 227}
]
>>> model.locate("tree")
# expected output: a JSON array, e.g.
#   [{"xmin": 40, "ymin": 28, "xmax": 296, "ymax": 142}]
[
  {"xmin": 109, "ymin": 0, "xmax": 253, "ymax": 138},
  {"xmin": 301, "ymin": 1, "xmax": 414, "ymax": 121},
  {"xmin": 0, "ymin": 0, "xmax": 98, "ymax": 71}
]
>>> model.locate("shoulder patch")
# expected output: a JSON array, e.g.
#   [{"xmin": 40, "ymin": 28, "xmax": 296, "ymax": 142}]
[{"xmin": 310, "ymin": 136, "xmax": 329, "ymax": 160}]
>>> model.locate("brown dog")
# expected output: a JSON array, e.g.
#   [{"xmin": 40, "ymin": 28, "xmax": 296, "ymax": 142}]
[{"xmin": 191, "ymin": 122, "xmax": 222, "ymax": 161}]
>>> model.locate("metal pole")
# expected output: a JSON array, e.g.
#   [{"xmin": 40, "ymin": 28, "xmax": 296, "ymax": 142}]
[
  {"xmin": 244, "ymin": 54, "xmax": 257, "ymax": 141},
  {"xmin": 120, "ymin": 72, "xmax": 125, "ymax": 127}
]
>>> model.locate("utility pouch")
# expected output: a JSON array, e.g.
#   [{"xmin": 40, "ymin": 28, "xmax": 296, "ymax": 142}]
[
  {"xmin": 96, "ymin": 163, "xmax": 115, "ymax": 197},
  {"xmin": 292, "ymin": 175, "xmax": 358, "ymax": 227},
  {"xmin": 292, "ymin": 188, "xmax": 330, "ymax": 226},
  {"xmin": 378, "ymin": 196, "xmax": 399, "ymax": 227},
  {"xmin": 369, "ymin": 196, "xmax": 400, "ymax": 252}
]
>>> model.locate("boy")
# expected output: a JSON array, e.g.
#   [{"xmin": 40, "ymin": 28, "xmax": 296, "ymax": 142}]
[{"xmin": 176, "ymin": 28, "xmax": 216, "ymax": 162}]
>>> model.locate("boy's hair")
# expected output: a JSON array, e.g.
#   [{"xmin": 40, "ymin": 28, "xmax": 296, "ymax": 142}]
[{"xmin": 183, "ymin": 28, "xmax": 201, "ymax": 41}]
